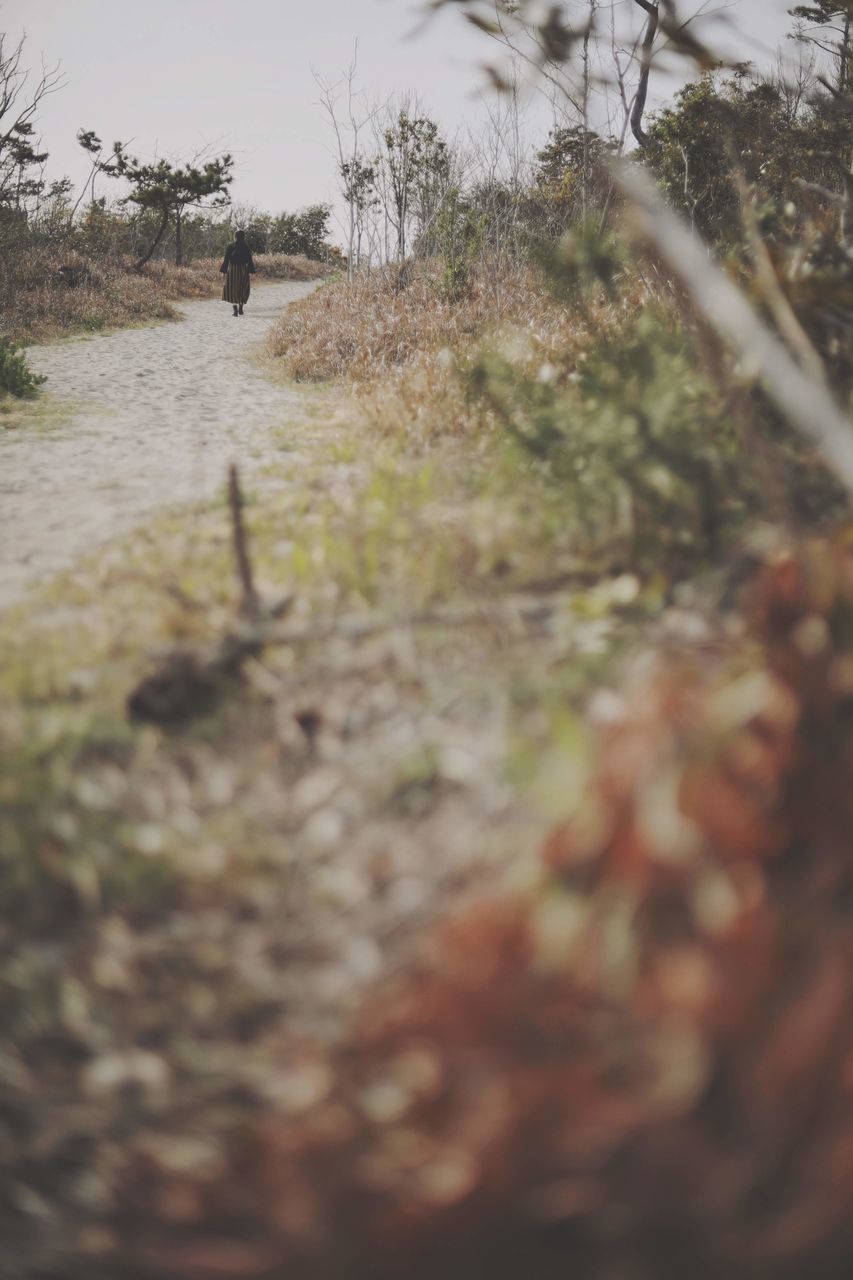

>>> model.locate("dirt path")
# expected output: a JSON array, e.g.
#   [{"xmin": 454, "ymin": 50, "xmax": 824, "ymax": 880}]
[{"xmin": 0, "ymin": 280, "xmax": 318, "ymax": 611}]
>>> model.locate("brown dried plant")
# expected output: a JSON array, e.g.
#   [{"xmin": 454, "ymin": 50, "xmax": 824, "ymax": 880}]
[{"xmin": 2, "ymin": 251, "xmax": 329, "ymax": 344}]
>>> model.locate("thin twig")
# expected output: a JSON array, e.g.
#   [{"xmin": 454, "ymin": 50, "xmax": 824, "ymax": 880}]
[
  {"xmin": 127, "ymin": 590, "xmax": 579, "ymax": 724},
  {"xmin": 258, "ymin": 594, "xmax": 568, "ymax": 652},
  {"xmin": 228, "ymin": 463, "xmax": 260, "ymax": 620}
]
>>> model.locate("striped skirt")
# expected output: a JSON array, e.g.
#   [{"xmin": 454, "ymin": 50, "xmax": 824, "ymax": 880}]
[{"xmin": 223, "ymin": 263, "xmax": 251, "ymax": 305}]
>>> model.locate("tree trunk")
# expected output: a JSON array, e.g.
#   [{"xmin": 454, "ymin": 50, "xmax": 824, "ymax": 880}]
[
  {"xmin": 134, "ymin": 208, "xmax": 170, "ymax": 271},
  {"xmin": 841, "ymin": 11, "xmax": 851, "ymax": 95},
  {"xmin": 175, "ymin": 206, "xmax": 183, "ymax": 266},
  {"xmin": 631, "ymin": 1, "xmax": 659, "ymax": 149}
]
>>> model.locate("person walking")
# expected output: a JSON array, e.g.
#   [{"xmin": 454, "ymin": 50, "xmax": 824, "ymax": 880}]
[{"xmin": 220, "ymin": 229, "xmax": 256, "ymax": 316}]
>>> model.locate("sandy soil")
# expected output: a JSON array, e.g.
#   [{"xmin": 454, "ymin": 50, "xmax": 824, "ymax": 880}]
[{"xmin": 0, "ymin": 280, "xmax": 319, "ymax": 611}]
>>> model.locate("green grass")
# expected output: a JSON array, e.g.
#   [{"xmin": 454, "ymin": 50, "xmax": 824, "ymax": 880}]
[{"xmin": 0, "ymin": 390, "xmax": 76, "ymax": 433}]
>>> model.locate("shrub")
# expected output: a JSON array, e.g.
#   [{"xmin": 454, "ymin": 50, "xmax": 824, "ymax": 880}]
[
  {"xmin": 431, "ymin": 188, "xmax": 486, "ymax": 300},
  {"xmin": 455, "ymin": 224, "xmax": 848, "ymax": 576},
  {"xmin": 645, "ymin": 69, "xmax": 850, "ymax": 245},
  {"xmin": 0, "ymin": 336, "xmax": 45, "ymax": 399},
  {"xmin": 268, "ymin": 204, "xmax": 333, "ymax": 259},
  {"xmin": 469, "ymin": 311, "xmax": 750, "ymax": 571},
  {"xmin": 252, "ymin": 252, "xmax": 332, "ymax": 282},
  {"xmin": 268, "ymin": 229, "xmax": 848, "ymax": 576}
]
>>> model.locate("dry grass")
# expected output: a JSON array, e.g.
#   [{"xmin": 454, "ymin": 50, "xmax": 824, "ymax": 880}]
[
  {"xmin": 2, "ymin": 248, "xmax": 179, "ymax": 343},
  {"xmin": 267, "ymin": 258, "xmax": 581, "ymax": 385},
  {"xmin": 2, "ymin": 247, "xmax": 330, "ymax": 344},
  {"xmin": 254, "ymin": 252, "xmax": 333, "ymax": 282},
  {"xmin": 277, "ymin": 255, "xmax": 645, "ymax": 452}
]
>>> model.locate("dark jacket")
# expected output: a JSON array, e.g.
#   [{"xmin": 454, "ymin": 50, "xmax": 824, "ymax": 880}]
[{"xmin": 220, "ymin": 242, "xmax": 256, "ymax": 273}]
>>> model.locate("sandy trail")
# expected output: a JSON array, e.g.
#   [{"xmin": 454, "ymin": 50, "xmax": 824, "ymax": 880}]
[{"xmin": 0, "ymin": 280, "xmax": 318, "ymax": 611}]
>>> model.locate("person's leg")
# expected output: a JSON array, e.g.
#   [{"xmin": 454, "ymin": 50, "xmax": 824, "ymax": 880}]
[
  {"xmin": 238, "ymin": 303, "xmax": 243, "ymax": 314},
  {"xmin": 232, "ymin": 304, "xmax": 238, "ymax": 316}
]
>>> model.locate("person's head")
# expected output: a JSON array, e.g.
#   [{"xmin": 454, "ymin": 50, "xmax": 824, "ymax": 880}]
[{"xmin": 235, "ymin": 229, "xmax": 246, "ymax": 245}]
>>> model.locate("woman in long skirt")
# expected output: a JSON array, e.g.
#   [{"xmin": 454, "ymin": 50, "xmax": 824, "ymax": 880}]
[{"xmin": 220, "ymin": 229, "xmax": 256, "ymax": 316}]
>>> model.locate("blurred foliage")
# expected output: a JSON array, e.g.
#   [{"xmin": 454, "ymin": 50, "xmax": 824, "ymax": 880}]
[
  {"xmin": 461, "ymin": 227, "xmax": 846, "ymax": 577},
  {"xmin": 0, "ymin": 382, "xmax": 634, "ymax": 1273},
  {"xmin": 471, "ymin": 308, "xmax": 748, "ymax": 573},
  {"xmin": 3, "ymin": 5, "xmax": 853, "ymax": 1276},
  {"xmin": 103, "ymin": 531, "xmax": 853, "ymax": 1280},
  {"xmin": 779, "ymin": 212, "xmax": 853, "ymax": 394},
  {"xmin": 640, "ymin": 65, "xmax": 853, "ymax": 398},
  {"xmin": 790, "ymin": 1, "xmax": 853, "ymax": 92}
]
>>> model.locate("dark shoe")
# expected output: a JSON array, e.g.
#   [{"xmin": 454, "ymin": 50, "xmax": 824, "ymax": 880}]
[
  {"xmin": 232, "ymin": 305, "xmax": 238, "ymax": 316},
  {"xmin": 238, "ymin": 305, "xmax": 244, "ymax": 315}
]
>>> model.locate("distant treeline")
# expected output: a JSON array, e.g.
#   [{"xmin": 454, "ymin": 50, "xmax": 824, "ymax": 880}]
[{"xmin": 0, "ymin": 192, "xmax": 335, "ymax": 267}]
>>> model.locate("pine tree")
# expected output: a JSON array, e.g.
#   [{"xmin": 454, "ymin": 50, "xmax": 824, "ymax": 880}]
[{"xmin": 103, "ymin": 144, "xmax": 233, "ymax": 268}]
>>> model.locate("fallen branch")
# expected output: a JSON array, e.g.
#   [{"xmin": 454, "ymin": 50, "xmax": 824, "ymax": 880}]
[
  {"xmin": 259, "ymin": 594, "xmax": 567, "ymax": 650},
  {"xmin": 127, "ymin": 593, "xmax": 583, "ymax": 726}
]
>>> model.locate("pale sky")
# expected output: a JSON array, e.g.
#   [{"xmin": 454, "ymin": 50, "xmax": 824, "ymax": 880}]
[{"xmin": 4, "ymin": 0, "xmax": 796, "ymax": 232}]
